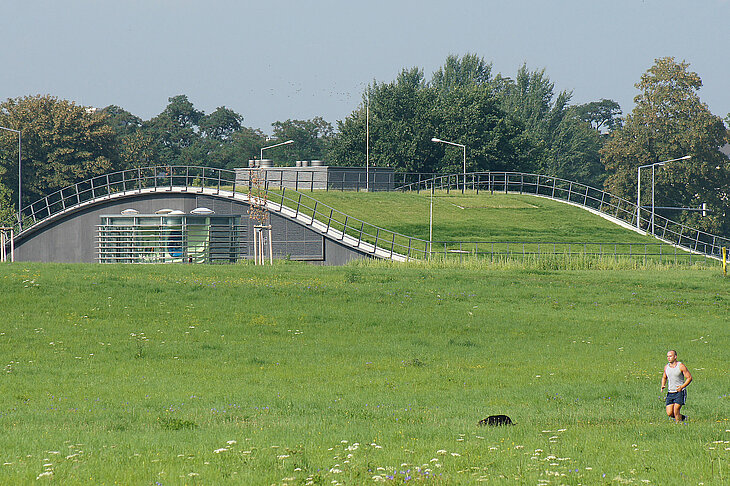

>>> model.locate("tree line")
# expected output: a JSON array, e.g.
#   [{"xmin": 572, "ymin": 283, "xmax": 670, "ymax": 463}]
[{"xmin": 0, "ymin": 55, "xmax": 728, "ymax": 235}]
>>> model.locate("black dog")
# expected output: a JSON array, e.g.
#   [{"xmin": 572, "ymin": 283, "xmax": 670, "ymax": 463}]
[{"xmin": 478, "ymin": 414, "xmax": 514, "ymax": 426}]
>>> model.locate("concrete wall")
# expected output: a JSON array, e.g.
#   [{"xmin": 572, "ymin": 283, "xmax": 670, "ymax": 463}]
[
  {"xmin": 235, "ymin": 166, "xmax": 395, "ymax": 191},
  {"xmin": 12, "ymin": 192, "xmax": 371, "ymax": 265}
]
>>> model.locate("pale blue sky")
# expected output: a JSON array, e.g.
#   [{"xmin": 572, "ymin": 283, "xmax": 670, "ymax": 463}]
[{"xmin": 2, "ymin": 0, "xmax": 728, "ymax": 133}]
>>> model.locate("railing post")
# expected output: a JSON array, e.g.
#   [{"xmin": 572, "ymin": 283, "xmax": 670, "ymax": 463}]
[
  {"xmin": 358, "ymin": 222, "xmax": 364, "ymax": 247},
  {"xmin": 374, "ymin": 228, "xmax": 379, "ymax": 254},
  {"xmin": 326, "ymin": 209, "xmax": 333, "ymax": 233},
  {"xmin": 311, "ymin": 201, "xmax": 317, "ymax": 225},
  {"xmin": 390, "ymin": 233, "xmax": 395, "ymax": 258},
  {"xmin": 280, "ymin": 187, "xmax": 286, "ymax": 211},
  {"xmin": 341, "ymin": 216, "xmax": 348, "ymax": 240},
  {"xmin": 294, "ymin": 193, "xmax": 303, "ymax": 218}
]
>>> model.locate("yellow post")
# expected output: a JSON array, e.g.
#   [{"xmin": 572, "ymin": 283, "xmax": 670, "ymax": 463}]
[{"xmin": 723, "ymin": 247, "xmax": 727, "ymax": 277}]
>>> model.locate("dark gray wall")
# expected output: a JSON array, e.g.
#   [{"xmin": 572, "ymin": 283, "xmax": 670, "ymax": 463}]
[{"xmin": 12, "ymin": 192, "xmax": 370, "ymax": 265}]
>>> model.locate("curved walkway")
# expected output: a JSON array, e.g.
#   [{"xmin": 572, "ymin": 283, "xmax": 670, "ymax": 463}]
[
  {"xmin": 8, "ymin": 166, "xmax": 727, "ymax": 262},
  {"xmin": 396, "ymin": 171, "xmax": 728, "ymax": 260},
  {"xmin": 11, "ymin": 167, "xmax": 417, "ymax": 262}
]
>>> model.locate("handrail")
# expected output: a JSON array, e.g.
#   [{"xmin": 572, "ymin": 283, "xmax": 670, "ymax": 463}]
[
  {"xmin": 395, "ymin": 171, "xmax": 728, "ymax": 260},
  {"xmin": 8, "ymin": 166, "xmax": 728, "ymax": 261},
  {"xmin": 11, "ymin": 166, "xmax": 427, "ymax": 261}
]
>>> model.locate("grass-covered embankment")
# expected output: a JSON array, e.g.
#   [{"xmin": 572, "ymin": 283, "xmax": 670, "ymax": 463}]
[{"xmin": 266, "ymin": 190, "xmax": 654, "ymax": 243}]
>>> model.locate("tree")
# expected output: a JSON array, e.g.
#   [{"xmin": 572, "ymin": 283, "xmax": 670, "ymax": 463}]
[
  {"xmin": 432, "ymin": 85, "xmax": 529, "ymax": 173},
  {"xmin": 573, "ymin": 99, "xmax": 622, "ymax": 132},
  {"xmin": 601, "ymin": 57, "xmax": 730, "ymax": 235},
  {"xmin": 0, "ymin": 178, "xmax": 14, "ymax": 226},
  {"xmin": 496, "ymin": 65, "xmax": 606, "ymax": 185},
  {"xmin": 430, "ymin": 53, "xmax": 493, "ymax": 94},
  {"xmin": 270, "ymin": 117, "xmax": 333, "ymax": 163},
  {"xmin": 329, "ymin": 61, "xmax": 533, "ymax": 174},
  {"xmin": 199, "ymin": 107, "xmax": 242, "ymax": 141},
  {"xmin": 100, "ymin": 105, "xmax": 156, "ymax": 168},
  {"xmin": 329, "ymin": 67, "xmax": 440, "ymax": 171},
  {"xmin": 145, "ymin": 95, "xmax": 204, "ymax": 165},
  {"xmin": 0, "ymin": 95, "xmax": 118, "ymax": 205}
]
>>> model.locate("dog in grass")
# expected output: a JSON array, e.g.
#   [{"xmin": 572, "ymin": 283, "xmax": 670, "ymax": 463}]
[{"xmin": 478, "ymin": 415, "xmax": 514, "ymax": 426}]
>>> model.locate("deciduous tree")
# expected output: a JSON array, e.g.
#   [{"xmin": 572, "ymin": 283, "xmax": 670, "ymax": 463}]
[
  {"xmin": 271, "ymin": 117, "xmax": 333, "ymax": 163},
  {"xmin": 601, "ymin": 57, "xmax": 729, "ymax": 235},
  {"xmin": 0, "ymin": 95, "xmax": 118, "ymax": 205}
]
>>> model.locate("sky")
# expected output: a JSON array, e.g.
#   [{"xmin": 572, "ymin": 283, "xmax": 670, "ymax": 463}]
[{"xmin": 2, "ymin": 0, "xmax": 729, "ymax": 134}]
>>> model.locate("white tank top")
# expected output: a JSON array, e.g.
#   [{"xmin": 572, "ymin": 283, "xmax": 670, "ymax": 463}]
[{"xmin": 665, "ymin": 362, "xmax": 685, "ymax": 393}]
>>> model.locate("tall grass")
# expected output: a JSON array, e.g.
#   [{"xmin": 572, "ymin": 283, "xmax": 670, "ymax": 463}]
[
  {"xmin": 358, "ymin": 253, "xmax": 717, "ymax": 271},
  {"xmin": 0, "ymin": 262, "xmax": 727, "ymax": 484}
]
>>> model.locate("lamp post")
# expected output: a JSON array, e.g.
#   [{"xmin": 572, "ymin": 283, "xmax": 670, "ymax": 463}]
[
  {"xmin": 260, "ymin": 139, "xmax": 294, "ymax": 162},
  {"xmin": 431, "ymin": 137, "xmax": 466, "ymax": 193},
  {"xmin": 0, "ymin": 126, "xmax": 21, "ymax": 226},
  {"xmin": 366, "ymin": 92, "xmax": 369, "ymax": 191},
  {"xmin": 637, "ymin": 155, "xmax": 691, "ymax": 234},
  {"xmin": 429, "ymin": 180, "xmax": 433, "ymax": 258}
]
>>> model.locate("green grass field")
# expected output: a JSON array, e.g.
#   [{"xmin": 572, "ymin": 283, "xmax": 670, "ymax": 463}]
[
  {"xmin": 268, "ymin": 190, "xmax": 653, "ymax": 244},
  {"xmin": 1, "ymin": 261, "xmax": 728, "ymax": 484}
]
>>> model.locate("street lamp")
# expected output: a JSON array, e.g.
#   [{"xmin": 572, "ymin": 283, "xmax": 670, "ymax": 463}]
[
  {"xmin": 431, "ymin": 137, "xmax": 466, "ymax": 193},
  {"xmin": 0, "ymin": 126, "xmax": 21, "ymax": 226},
  {"xmin": 260, "ymin": 139, "xmax": 294, "ymax": 162},
  {"xmin": 637, "ymin": 155, "xmax": 691, "ymax": 234}
]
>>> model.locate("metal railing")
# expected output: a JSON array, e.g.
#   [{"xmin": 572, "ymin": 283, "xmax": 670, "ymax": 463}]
[
  {"xmin": 11, "ymin": 166, "xmax": 428, "ymax": 261},
  {"xmin": 395, "ymin": 171, "xmax": 729, "ymax": 260},
  {"xmin": 8, "ymin": 166, "xmax": 728, "ymax": 263},
  {"xmin": 0, "ymin": 227, "xmax": 14, "ymax": 262}
]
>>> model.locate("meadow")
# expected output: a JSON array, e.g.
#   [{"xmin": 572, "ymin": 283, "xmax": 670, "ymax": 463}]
[
  {"xmin": 0, "ymin": 261, "xmax": 728, "ymax": 484},
  {"xmin": 265, "ymin": 190, "xmax": 654, "ymax": 244}
]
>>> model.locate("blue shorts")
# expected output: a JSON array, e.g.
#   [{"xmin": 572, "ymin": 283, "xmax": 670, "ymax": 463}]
[{"xmin": 666, "ymin": 389, "xmax": 686, "ymax": 406}]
